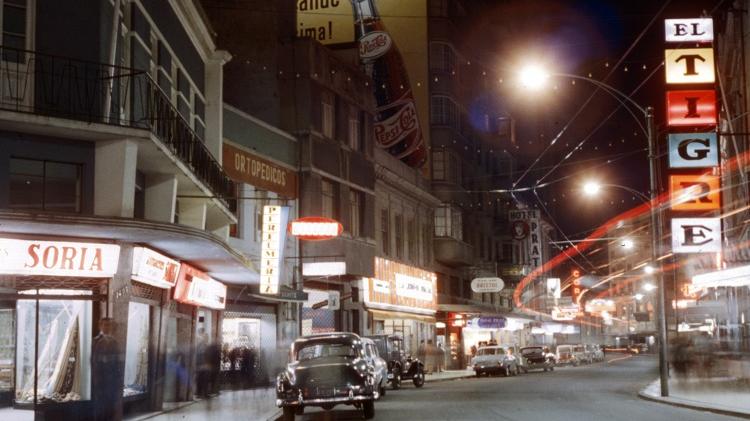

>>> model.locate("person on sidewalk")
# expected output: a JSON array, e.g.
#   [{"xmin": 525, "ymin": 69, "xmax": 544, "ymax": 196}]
[{"xmin": 91, "ymin": 317, "xmax": 123, "ymax": 421}]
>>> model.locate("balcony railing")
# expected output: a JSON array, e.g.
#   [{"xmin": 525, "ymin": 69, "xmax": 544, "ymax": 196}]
[{"xmin": 0, "ymin": 46, "xmax": 235, "ymax": 210}]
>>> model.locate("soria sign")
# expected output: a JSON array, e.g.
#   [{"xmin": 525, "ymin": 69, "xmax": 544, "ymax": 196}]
[{"xmin": 0, "ymin": 238, "xmax": 120, "ymax": 277}]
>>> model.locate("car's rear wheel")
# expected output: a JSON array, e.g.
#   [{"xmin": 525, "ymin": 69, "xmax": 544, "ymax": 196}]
[
  {"xmin": 391, "ymin": 366, "xmax": 401, "ymax": 390},
  {"xmin": 475, "ymin": 370, "xmax": 481, "ymax": 378},
  {"xmin": 413, "ymin": 369, "xmax": 425, "ymax": 388},
  {"xmin": 282, "ymin": 406, "xmax": 296, "ymax": 421},
  {"xmin": 363, "ymin": 400, "xmax": 375, "ymax": 419}
]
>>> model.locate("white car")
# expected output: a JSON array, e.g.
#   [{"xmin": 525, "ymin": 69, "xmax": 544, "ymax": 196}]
[
  {"xmin": 471, "ymin": 346, "xmax": 520, "ymax": 377},
  {"xmin": 362, "ymin": 337, "xmax": 389, "ymax": 398}
]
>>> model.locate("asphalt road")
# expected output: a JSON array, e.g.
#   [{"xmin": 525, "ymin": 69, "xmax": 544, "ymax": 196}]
[{"xmin": 292, "ymin": 355, "xmax": 743, "ymax": 421}]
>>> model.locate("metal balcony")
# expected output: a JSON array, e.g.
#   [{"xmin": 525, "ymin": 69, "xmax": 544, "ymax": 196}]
[
  {"xmin": 434, "ymin": 236, "xmax": 474, "ymax": 266},
  {"xmin": 0, "ymin": 45, "xmax": 235, "ymax": 211}
]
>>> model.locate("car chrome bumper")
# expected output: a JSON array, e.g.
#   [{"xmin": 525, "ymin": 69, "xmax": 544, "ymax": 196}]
[{"xmin": 277, "ymin": 394, "xmax": 375, "ymax": 407}]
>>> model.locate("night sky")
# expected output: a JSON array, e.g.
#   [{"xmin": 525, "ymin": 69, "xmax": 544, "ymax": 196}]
[{"xmin": 460, "ymin": 0, "xmax": 726, "ymax": 238}]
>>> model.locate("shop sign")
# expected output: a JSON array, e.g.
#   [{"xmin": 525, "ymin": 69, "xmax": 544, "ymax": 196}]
[
  {"xmin": 131, "ymin": 247, "xmax": 180, "ymax": 289},
  {"xmin": 277, "ymin": 287, "xmax": 309, "ymax": 302},
  {"xmin": 470, "ymin": 277, "xmax": 504, "ymax": 293},
  {"xmin": 302, "ymin": 261, "xmax": 346, "ymax": 276},
  {"xmin": 665, "ymin": 48, "xmax": 715, "ymax": 84},
  {"xmin": 288, "ymin": 217, "xmax": 343, "ymax": 240},
  {"xmin": 509, "ymin": 209, "xmax": 542, "ymax": 267},
  {"xmin": 261, "ymin": 205, "xmax": 288, "ymax": 295},
  {"xmin": 327, "ymin": 291, "xmax": 340, "ymax": 310},
  {"xmin": 466, "ymin": 316, "xmax": 506, "ymax": 329},
  {"xmin": 671, "ymin": 218, "xmax": 722, "ymax": 253},
  {"xmin": 666, "ymin": 90, "xmax": 717, "ymax": 127},
  {"xmin": 174, "ymin": 264, "xmax": 226, "ymax": 309},
  {"xmin": 0, "ymin": 238, "xmax": 120, "ymax": 278},
  {"xmin": 372, "ymin": 278, "xmax": 391, "ymax": 295},
  {"xmin": 668, "ymin": 133, "xmax": 718, "ymax": 168},
  {"xmin": 223, "ymin": 142, "xmax": 297, "ymax": 198},
  {"xmin": 551, "ymin": 305, "xmax": 579, "ymax": 321},
  {"xmin": 664, "ymin": 18, "xmax": 713, "ymax": 43},
  {"xmin": 585, "ymin": 299, "xmax": 615, "ymax": 314},
  {"xmin": 669, "ymin": 174, "xmax": 721, "ymax": 211},
  {"xmin": 693, "ymin": 263, "xmax": 750, "ymax": 289},
  {"xmin": 396, "ymin": 273, "xmax": 433, "ymax": 302}
]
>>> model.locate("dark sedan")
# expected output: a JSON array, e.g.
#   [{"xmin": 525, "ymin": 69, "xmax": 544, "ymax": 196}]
[{"xmin": 276, "ymin": 332, "xmax": 377, "ymax": 420}]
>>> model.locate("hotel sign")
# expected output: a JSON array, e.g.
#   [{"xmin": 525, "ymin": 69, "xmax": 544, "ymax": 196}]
[
  {"xmin": 671, "ymin": 218, "xmax": 722, "ymax": 254},
  {"xmin": 223, "ymin": 142, "xmax": 297, "ymax": 198},
  {"xmin": 664, "ymin": 18, "xmax": 714, "ymax": 43},
  {"xmin": 0, "ymin": 238, "xmax": 120, "ymax": 278},
  {"xmin": 668, "ymin": 133, "xmax": 718, "ymax": 168},
  {"xmin": 669, "ymin": 174, "xmax": 721, "ymax": 211}
]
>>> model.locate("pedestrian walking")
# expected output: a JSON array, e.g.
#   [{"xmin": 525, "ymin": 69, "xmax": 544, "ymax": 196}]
[{"xmin": 91, "ymin": 317, "xmax": 123, "ymax": 421}]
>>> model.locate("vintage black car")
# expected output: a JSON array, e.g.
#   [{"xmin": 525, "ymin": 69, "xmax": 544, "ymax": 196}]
[
  {"xmin": 276, "ymin": 332, "xmax": 377, "ymax": 420},
  {"xmin": 366, "ymin": 334, "xmax": 425, "ymax": 389},
  {"xmin": 519, "ymin": 346, "xmax": 556, "ymax": 373}
]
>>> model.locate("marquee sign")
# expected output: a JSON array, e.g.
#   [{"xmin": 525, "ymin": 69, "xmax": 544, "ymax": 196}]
[
  {"xmin": 671, "ymin": 218, "xmax": 722, "ymax": 253},
  {"xmin": 669, "ymin": 174, "xmax": 721, "ymax": 211},
  {"xmin": 666, "ymin": 90, "xmax": 717, "ymax": 127},
  {"xmin": 131, "ymin": 247, "xmax": 180, "ymax": 289},
  {"xmin": 664, "ymin": 18, "xmax": 714, "ymax": 43},
  {"xmin": 288, "ymin": 217, "xmax": 343, "ymax": 240},
  {"xmin": 0, "ymin": 238, "xmax": 120, "ymax": 278},
  {"xmin": 260, "ymin": 205, "xmax": 284, "ymax": 295},
  {"xmin": 668, "ymin": 133, "xmax": 718, "ymax": 168}
]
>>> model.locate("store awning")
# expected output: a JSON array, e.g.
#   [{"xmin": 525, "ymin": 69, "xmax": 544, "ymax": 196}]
[
  {"xmin": 366, "ymin": 307, "xmax": 436, "ymax": 324},
  {"xmin": 0, "ymin": 210, "xmax": 258, "ymax": 285}
]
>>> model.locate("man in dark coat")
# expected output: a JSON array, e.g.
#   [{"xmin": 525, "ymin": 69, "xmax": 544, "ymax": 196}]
[{"xmin": 91, "ymin": 317, "xmax": 123, "ymax": 421}]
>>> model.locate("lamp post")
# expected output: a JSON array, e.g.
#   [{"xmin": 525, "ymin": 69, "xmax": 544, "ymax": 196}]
[{"xmin": 520, "ymin": 67, "xmax": 669, "ymax": 396}]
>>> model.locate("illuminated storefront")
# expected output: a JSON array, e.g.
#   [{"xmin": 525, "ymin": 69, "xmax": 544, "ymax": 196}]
[{"xmin": 363, "ymin": 257, "xmax": 437, "ymax": 355}]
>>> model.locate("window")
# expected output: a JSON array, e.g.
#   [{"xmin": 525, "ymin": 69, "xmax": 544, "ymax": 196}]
[
  {"xmin": 124, "ymin": 301, "xmax": 150, "ymax": 397},
  {"xmin": 10, "ymin": 158, "xmax": 82, "ymax": 213},
  {"xmin": 434, "ymin": 205, "xmax": 463, "ymax": 241},
  {"xmin": 429, "ymin": 42, "xmax": 457, "ymax": 74},
  {"xmin": 380, "ymin": 209, "xmax": 390, "ymax": 255},
  {"xmin": 395, "ymin": 214, "xmax": 403, "ymax": 259},
  {"xmin": 430, "ymin": 96, "xmax": 460, "ymax": 130},
  {"xmin": 321, "ymin": 179, "xmax": 336, "ymax": 218},
  {"xmin": 2, "ymin": 0, "xmax": 29, "ymax": 62},
  {"xmin": 432, "ymin": 150, "xmax": 445, "ymax": 180},
  {"xmin": 322, "ymin": 93, "xmax": 334, "ymax": 138},
  {"xmin": 348, "ymin": 109, "xmax": 361, "ymax": 151},
  {"xmin": 349, "ymin": 190, "xmax": 363, "ymax": 237}
]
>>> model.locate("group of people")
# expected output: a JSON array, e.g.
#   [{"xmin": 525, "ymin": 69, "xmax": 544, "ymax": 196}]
[
  {"xmin": 416, "ymin": 339, "xmax": 446, "ymax": 373},
  {"xmin": 221, "ymin": 343, "xmax": 259, "ymax": 388}
]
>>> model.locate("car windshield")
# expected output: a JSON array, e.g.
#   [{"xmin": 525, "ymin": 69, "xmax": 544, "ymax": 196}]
[
  {"xmin": 521, "ymin": 348, "xmax": 543, "ymax": 355},
  {"xmin": 477, "ymin": 348, "xmax": 505, "ymax": 355},
  {"xmin": 295, "ymin": 341, "xmax": 359, "ymax": 361}
]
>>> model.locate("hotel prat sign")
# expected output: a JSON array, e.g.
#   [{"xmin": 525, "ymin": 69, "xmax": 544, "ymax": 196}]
[
  {"xmin": 223, "ymin": 142, "xmax": 297, "ymax": 198},
  {"xmin": 0, "ymin": 238, "xmax": 120, "ymax": 277}
]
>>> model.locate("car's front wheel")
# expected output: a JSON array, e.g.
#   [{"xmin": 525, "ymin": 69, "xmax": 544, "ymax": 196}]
[
  {"xmin": 363, "ymin": 400, "xmax": 375, "ymax": 419},
  {"xmin": 282, "ymin": 406, "xmax": 296, "ymax": 421},
  {"xmin": 379, "ymin": 379, "xmax": 386, "ymax": 398},
  {"xmin": 391, "ymin": 366, "xmax": 402, "ymax": 390},
  {"xmin": 413, "ymin": 369, "xmax": 425, "ymax": 388}
]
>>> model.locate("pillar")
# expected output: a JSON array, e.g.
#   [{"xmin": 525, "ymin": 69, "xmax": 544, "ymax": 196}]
[
  {"xmin": 178, "ymin": 198, "xmax": 207, "ymax": 230},
  {"xmin": 145, "ymin": 174, "xmax": 177, "ymax": 223},
  {"xmin": 94, "ymin": 139, "xmax": 138, "ymax": 217}
]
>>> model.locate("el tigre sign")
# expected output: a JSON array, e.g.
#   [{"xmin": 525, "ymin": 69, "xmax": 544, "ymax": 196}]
[{"xmin": 223, "ymin": 142, "xmax": 297, "ymax": 198}]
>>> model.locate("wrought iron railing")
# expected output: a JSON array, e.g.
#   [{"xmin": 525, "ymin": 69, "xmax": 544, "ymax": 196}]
[{"xmin": 0, "ymin": 46, "xmax": 235, "ymax": 211}]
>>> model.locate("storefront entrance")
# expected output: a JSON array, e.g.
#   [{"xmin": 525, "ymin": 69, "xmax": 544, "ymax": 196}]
[{"xmin": 220, "ymin": 310, "xmax": 277, "ymax": 388}]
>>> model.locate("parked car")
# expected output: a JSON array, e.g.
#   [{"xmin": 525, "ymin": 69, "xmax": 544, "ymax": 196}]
[
  {"xmin": 555, "ymin": 344, "xmax": 579, "ymax": 366},
  {"xmin": 276, "ymin": 332, "xmax": 377, "ymax": 420},
  {"xmin": 471, "ymin": 345, "xmax": 520, "ymax": 377},
  {"xmin": 361, "ymin": 337, "xmax": 388, "ymax": 398},
  {"xmin": 366, "ymin": 334, "xmax": 425, "ymax": 389},
  {"xmin": 519, "ymin": 346, "xmax": 556, "ymax": 372},
  {"xmin": 573, "ymin": 344, "xmax": 592, "ymax": 364}
]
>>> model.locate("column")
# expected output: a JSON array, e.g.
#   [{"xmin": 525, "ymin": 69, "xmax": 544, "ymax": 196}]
[
  {"xmin": 178, "ymin": 198, "xmax": 207, "ymax": 230},
  {"xmin": 204, "ymin": 50, "xmax": 232, "ymax": 162},
  {"xmin": 95, "ymin": 139, "xmax": 138, "ymax": 217},
  {"xmin": 145, "ymin": 174, "xmax": 178, "ymax": 223}
]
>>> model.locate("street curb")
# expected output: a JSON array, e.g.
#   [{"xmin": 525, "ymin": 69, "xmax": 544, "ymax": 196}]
[
  {"xmin": 261, "ymin": 408, "xmax": 282, "ymax": 421},
  {"xmin": 637, "ymin": 388, "xmax": 750, "ymax": 419},
  {"xmin": 127, "ymin": 400, "xmax": 199, "ymax": 421},
  {"xmin": 424, "ymin": 372, "xmax": 475, "ymax": 383}
]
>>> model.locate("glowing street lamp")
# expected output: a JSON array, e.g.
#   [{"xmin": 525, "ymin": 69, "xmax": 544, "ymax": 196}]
[
  {"xmin": 583, "ymin": 181, "xmax": 602, "ymax": 196},
  {"xmin": 644, "ymin": 265, "xmax": 655, "ymax": 275},
  {"xmin": 621, "ymin": 238, "xmax": 635, "ymax": 249},
  {"xmin": 643, "ymin": 283, "xmax": 656, "ymax": 292},
  {"xmin": 634, "ymin": 293, "xmax": 645, "ymax": 301},
  {"xmin": 518, "ymin": 64, "xmax": 549, "ymax": 90}
]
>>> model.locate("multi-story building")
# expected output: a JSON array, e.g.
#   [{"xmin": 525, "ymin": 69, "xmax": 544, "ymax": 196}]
[{"xmin": 0, "ymin": 0, "xmax": 256, "ymax": 418}]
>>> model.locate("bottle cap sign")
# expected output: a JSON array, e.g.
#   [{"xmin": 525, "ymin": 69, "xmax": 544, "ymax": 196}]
[{"xmin": 359, "ymin": 31, "xmax": 393, "ymax": 60}]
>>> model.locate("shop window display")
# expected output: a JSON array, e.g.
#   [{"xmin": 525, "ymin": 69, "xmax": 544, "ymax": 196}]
[
  {"xmin": 15, "ymin": 290, "xmax": 93, "ymax": 405},
  {"xmin": 123, "ymin": 302, "xmax": 150, "ymax": 397},
  {"xmin": 0, "ymin": 308, "xmax": 14, "ymax": 396}
]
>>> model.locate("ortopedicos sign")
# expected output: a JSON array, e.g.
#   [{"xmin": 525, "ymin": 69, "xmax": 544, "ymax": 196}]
[
  {"xmin": 470, "ymin": 277, "xmax": 504, "ymax": 293},
  {"xmin": 261, "ymin": 205, "xmax": 288, "ymax": 295},
  {"xmin": 288, "ymin": 217, "xmax": 343, "ymax": 241},
  {"xmin": 509, "ymin": 209, "xmax": 543, "ymax": 267},
  {"xmin": 365, "ymin": 257, "xmax": 436, "ymax": 312},
  {"xmin": 223, "ymin": 142, "xmax": 297, "ymax": 198},
  {"xmin": 665, "ymin": 17, "xmax": 721, "ymax": 256},
  {"xmin": 173, "ymin": 264, "xmax": 227, "ymax": 309},
  {"xmin": 131, "ymin": 247, "xmax": 180, "ymax": 289},
  {"xmin": 0, "ymin": 238, "xmax": 120, "ymax": 277}
]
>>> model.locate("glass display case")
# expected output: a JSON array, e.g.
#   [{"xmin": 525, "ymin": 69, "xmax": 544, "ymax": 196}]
[
  {"xmin": 15, "ymin": 290, "xmax": 93, "ymax": 405},
  {"xmin": 123, "ymin": 302, "xmax": 150, "ymax": 397}
]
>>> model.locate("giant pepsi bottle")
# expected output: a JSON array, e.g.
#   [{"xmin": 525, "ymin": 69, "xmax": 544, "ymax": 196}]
[{"xmin": 350, "ymin": 0, "xmax": 426, "ymax": 168}]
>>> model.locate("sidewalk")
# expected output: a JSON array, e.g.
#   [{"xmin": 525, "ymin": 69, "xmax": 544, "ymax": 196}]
[
  {"xmin": 639, "ymin": 377, "xmax": 750, "ymax": 419},
  {"xmin": 425, "ymin": 368, "xmax": 475, "ymax": 382}
]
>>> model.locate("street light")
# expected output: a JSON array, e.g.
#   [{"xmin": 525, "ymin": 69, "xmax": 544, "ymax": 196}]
[
  {"xmin": 643, "ymin": 283, "xmax": 656, "ymax": 292},
  {"xmin": 521, "ymin": 67, "xmax": 669, "ymax": 397},
  {"xmin": 644, "ymin": 265, "xmax": 655, "ymax": 275},
  {"xmin": 621, "ymin": 238, "xmax": 635, "ymax": 250}
]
